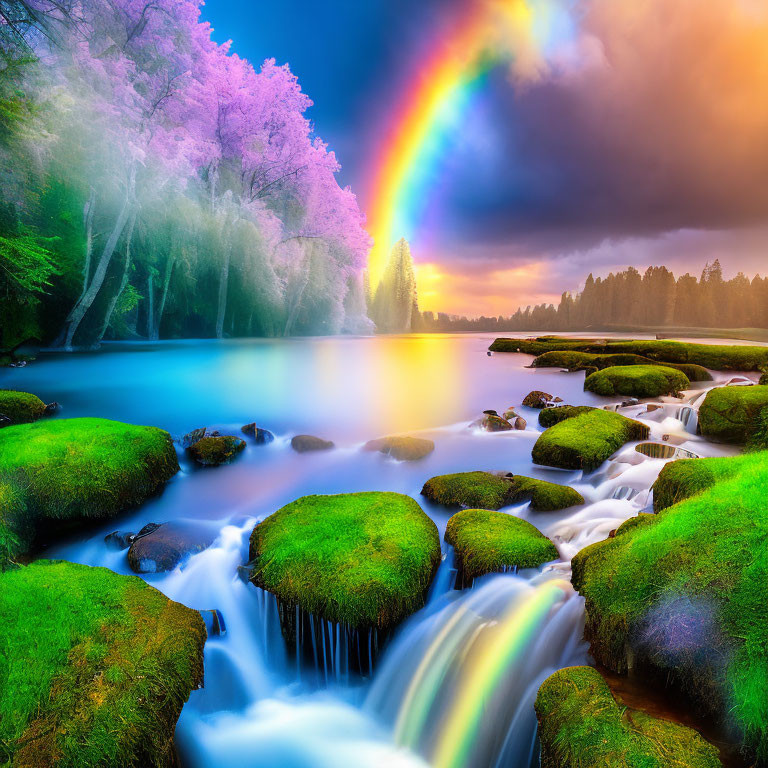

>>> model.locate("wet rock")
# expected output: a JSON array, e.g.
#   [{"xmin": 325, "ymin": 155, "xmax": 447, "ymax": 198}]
[
  {"xmin": 364, "ymin": 435, "xmax": 435, "ymax": 461},
  {"xmin": 199, "ymin": 609, "xmax": 227, "ymax": 637},
  {"xmin": 180, "ymin": 427, "xmax": 211, "ymax": 448},
  {"xmin": 188, "ymin": 435, "xmax": 245, "ymax": 466},
  {"xmin": 513, "ymin": 416, "xmax": 527, "ymax": 430},
  {"xmin": 522, "ymin": 390, "xmax": 553, "ymax": 408},
  {"xmin": 136, "ymin": 522, "xmax": 162, "ymax": 538},
  {"xmin": 621, "ymin": 397, "xmax": 640, "ymax": 407},
  {"xmin": 241, "ymin": 423, "xmax": 274, "ymax": 444},
  {"xmin": 502, "ymin": 407, "xmax": 518, "ymax": 421},
  {"xmin": 104, "ymin": 530, "xmax": 136, "ymax": 550},
  {"xmin": 43, "ymin": 401, "xmax": 60, "ymax": 416},
  {"xmin": 127, "ymin": 522, "xmax": 214, "ymax": 573},
  {"xmin": 0, "ymin": 414, "xmax": 10, "ymax": 428},
  {"xmin": 645, "ymin": 404, "xmax": 663, "ymax": 412},
  {"xmin": 291, "ymin": 434, "xmax": 335, "ymax": 453},
  {"xmin": 478, "ymin": 413, "xmax": 513, "ymax": 432},
  {"xmin": 553, "ymin": 396, "xmax": 564, "ymax": 403},
  {"xmin": 482, "ymin": 409, "xmax": 499, "ymax": 416}
]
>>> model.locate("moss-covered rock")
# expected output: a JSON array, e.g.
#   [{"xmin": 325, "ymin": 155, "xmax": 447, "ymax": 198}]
[
  {"xmin": 0, "ymin": 560, "xmax": 205, "ymax": 768},
  {"xmin": 538, "ymin": 405, "xmax": 595, "ymax": 428},
  {"xmin": 363, "ymin": 435, "xmax": 435, "ymax": 460},
  {"xmin": 584, "ymin": 365, "xmax": 690, "ymax": 398},
  {"xmin": 523, "ymin": 390, "xmax": 553, "ymax": 408},
  {"xmin": 571, "ymin": 452, "xmax": 768, "ymax": 763},
  {"xmin": 0, "ymin": 389, "xmax": 47, "ymax": 425},
  {"xmin": 187, "ymin": 434, "xmax": 246, "ymax": 465},
  {"xmin": 476, "ymin": 412, "xmax": 514, "ymax": 431},
  {"xmin": 532, "ymin": 351, "xmax": 713, "ymax": 382},
  {"xmin": 249, "ymin": 492, "xmax": 440, "ymax": 631},
  {"xmin": 291, "ymin": 434, "xmax": 335, "ymax": 452},
  {"xmin": 421, "ymin": 471, "xmax": 583, "ymax": 511},
  {"xmin": 489, "ymin": 337, "xmax": 768, "ymax": 371},
  {"xmin": 760, "ymin": 372, "xmax": 768, "ymax": 386},
  {"xmin": 698, "ymin": 385, "xmax": 768, "ymax": 448},
  {"xmin": 0, "ymin": 418, "xmax": 179, "ymax": 567},
  {"xmin": 535, "ymin": 666, "xmax": 722, "ymax": 768},
  {"xmin": 445, "ymin": 509, "xmax": 558, "ymax": 584},
  {"xmin": 532, "ymin": 410, "xmax": 649, "ymax": 472}
]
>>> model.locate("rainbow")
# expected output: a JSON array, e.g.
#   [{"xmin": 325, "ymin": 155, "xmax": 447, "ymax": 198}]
[
  {"xmin": 431, "ymin": 579, "xmax": 569, "ymax": 768},
  {"xmin": 365, "ymin": 0, "xmax": 574, "ymax": 289}
]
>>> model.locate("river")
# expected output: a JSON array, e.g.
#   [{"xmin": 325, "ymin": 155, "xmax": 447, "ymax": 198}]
[{"xmin": 1, "ymin": 333, "xmax": 755, "ymax": 768}]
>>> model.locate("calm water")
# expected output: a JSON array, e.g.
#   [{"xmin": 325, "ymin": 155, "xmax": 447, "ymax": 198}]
[{"xmin": 1, "ymin": 333, "xmax": 753, "ymax": 768}]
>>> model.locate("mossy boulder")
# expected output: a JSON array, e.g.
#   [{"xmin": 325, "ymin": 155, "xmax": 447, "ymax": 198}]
[
  {"xmin": 445, "ymin": 509, "xmax": 558, "ymax": 584},
  {"xmin": 0, "ymin": 418, "xmax": 179, "ymax": 567},
  {"xmin": 532, "ymin": 409, "xmax": 649, "ymax": 472},
  {"xmin": 698, "ymin": 385, "xmax": 768, "ymax": 448},
  {"xmin": 538, "ymin": 405, "xmax": 595, "ymax": 428},
  {"xmin": 187, "ymin": 435, "xmax": 245, "ymax": 465},
  {"xmin": 532, "ymin": 351, "xmax": 712, "ymax": 382},
  {"xmin": 0, "ymin": 560, "xmax": 205, "ymax": 768},
  {"xmin": 0, "ymin": 389, "xmax": 46, "ymax": 425},
  {"xmin": 476, "ymin": 412, "xmax": 514, "ymax": 431},
  {"xmin": 571, "ymin": 452, "xmax": 768, "ymax": 763},
  {"xmin": 363, "ymin": 435, "xmax": 435, "ymax": 460},
  {"xmin": 584, "ymin": 365, "xmax": 690, "ymax": 398},
  {"xmin": 523, "ymin": 390, "xmax": 553, "ymax": 408},
  {"xmin": 421, "ymin": 471, "xmax": 583, "ymax": 511},
  {"xmin": 291, "ymin": 434, "xmax": 335, "ymax": 452},
  {"xmin": 490, "ymin": 337, "xmax": 768, "ymax": 371},
  {"xmin": 535, "ymin": 666, "xmax": 722, "ymax": 768},
  {"xmin": 249, "ymin": 492, "xmax": 440, "ymax": 631}
]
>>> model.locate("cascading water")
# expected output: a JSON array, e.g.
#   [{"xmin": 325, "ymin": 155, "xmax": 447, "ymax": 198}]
[{"xmin": 11, "ymin": 335, "xmax": 748, "ymax": 768}]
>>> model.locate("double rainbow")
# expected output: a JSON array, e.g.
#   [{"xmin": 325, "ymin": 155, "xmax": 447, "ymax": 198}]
[{"xmin": 365, "ymin": 0, "xmax": 574, "ymax": 288}]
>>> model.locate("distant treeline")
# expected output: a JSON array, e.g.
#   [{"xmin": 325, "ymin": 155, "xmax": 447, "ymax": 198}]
[{"xmin": 417, "ymin": 261, "xmax": 768, "ymax": 332}]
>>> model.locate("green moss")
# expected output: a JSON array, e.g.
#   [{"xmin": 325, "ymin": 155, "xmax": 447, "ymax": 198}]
[
  {"xmin": 490, "ymin": 337, "xmax": 768, "ymax": 371},
  {"xmin": 249, "ymin": 492, "xmax": 440, "ymax": 630},
  {"xmin": 584, "ymin": 365, "xmax": 690, "ymax": 398},
  {"xmin": 535, "ymin": 667, "xmax": 722, "ymax": 768},
  {"xmin": 0, "ymin": 560, "xmax": 205, "ymax": 768},
  {"xmin": 538, "ymin": 406, "xmax": 595, "ymax": 428},
  {"xmin": 760, "ymin": 372, "xmax": 768, "ymax": 386},
  {"xmin": 532, "ymin": 410, "xmax": 649, "ymax": 472},
  {"xmin": 187, "ymin": 435, "xmax": 245, "ymax": 465},
  {"xmin": 698, "ymin": 385, "xmax": 768, "ymax": 446},
  {"xmin": 445, "ymin": 509, "xmax": 558, "ymax": 583},
  {"xmin": 532, "ymin": 351, "xmax": 712, "ymax": 381},
  {"xmin": 421, "ymin": 471, "xmax": 582, "ymax": 511},
  {"xmin": 0, "ymin": 389, "xmax": 46, "ymax": 424},
  {"xmin": 363, "ymin": 435, "xmax": 435, "ymax": 460},
  {"xmin": 571, "ymin": 452, "xmax": 768, "ymax": 762},
  {"xmin": 0, "ymin": 418, "xmax": 178, "ymax": 566}
]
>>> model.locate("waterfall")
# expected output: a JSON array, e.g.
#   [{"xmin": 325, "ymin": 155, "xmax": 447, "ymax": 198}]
[{"xmin": 366, "ymin": 573, "xmax": 587, "ymax": 768}]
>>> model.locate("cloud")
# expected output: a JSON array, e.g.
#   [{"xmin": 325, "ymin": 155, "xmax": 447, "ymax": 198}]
[{"xmin": 436, "ymin": 0, "xmax": 768, "ymax": 251}]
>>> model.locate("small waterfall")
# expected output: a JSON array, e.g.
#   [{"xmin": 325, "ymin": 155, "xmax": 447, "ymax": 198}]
[{"xmin": 366, "ymin": 574, "xmax": 587, "ymax": 768}]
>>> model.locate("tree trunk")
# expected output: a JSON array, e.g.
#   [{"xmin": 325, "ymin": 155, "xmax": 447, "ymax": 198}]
[
  {"xmin": 96, "ymin": 212, "xmax": 136, "ymax": 344},
  {"xmin": 78, "ymin": 188, "xmax": 96, "ymax": 301},
  {"xmin": 147, "ymin": 270, "xmax": 154, "ymax": 340},
  {"xmin": 61, "ymin": 166, "xmax": 136, "ymax": 349},
  {"xmin": 151, "ymin": 251, "xmax": 175, "ymax": 341},
  {"xmin": 283, "ymin": 253, "xmax": 311, "ymax": 337},
  {"xmin": 215, "ymin": 243, "xmax": 231, "ymax": 339}
]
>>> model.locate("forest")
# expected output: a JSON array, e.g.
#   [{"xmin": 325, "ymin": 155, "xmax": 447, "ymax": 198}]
[
  {"xmin": 422, "ymin": 261, "xmax": 768, "ymax": 334},
  {"xmin": 0, "ymin": 0, "xmax": 372, "ymax": 354}
]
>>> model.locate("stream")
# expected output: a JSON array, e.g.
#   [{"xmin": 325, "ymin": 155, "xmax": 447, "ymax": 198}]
[{"xmin": 1, "ymin": 333, "xmax": 753, "ymax": 768}]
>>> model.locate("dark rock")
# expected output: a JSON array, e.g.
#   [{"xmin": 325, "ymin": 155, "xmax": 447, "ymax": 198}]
[
  {"xmin": 104, "ymin": 531, "xmax": 136, "ymax": 550},
  {"xmin": 553, "ymin": 396, "xmax": 564, "ymax": 403},
  {"xmin": 482, "ymin": 409, "xmax": 499, "ymax": 416},
  {"xmin": 43, "ymin": 401, "xmax": 60, "ymax": 416},
  {"xmin": 199, "ymin": 609, "xmax": 227, "ymax": 637},
  {"xmin": 127, "ymin": 522, "xmax": 214, "ymax": 573},
  {"xmin": 522, "ymin": 390, "xmax": 553, "ymax": 408},
  {"xmin": 514, "ymin": 416, "xmax": 527, "ymax": 430},
  {"xmin": 241, "ymin": 423, "xmax": 275, "ymax": 444},
  {"xmin": 181, "ymin": 427, "xmax": 207, "ymax": 448},
  {"xmin": 291, "ymin": 434, "xmax": 335, "ymax": 453},
  {"xmin": 621, "ymin": 397, "xmax": 640, "ymax": 407},
  {"xmin": 136, "ymin": 522, "xmax": 162, "ymax": 539},
  {"xmin": 0, "ymin": 414, "xmax": 10, "ymax": 428},
  {"xmin": 188, "ymin": 435, "xmax": 246, "ymax": 466}
]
